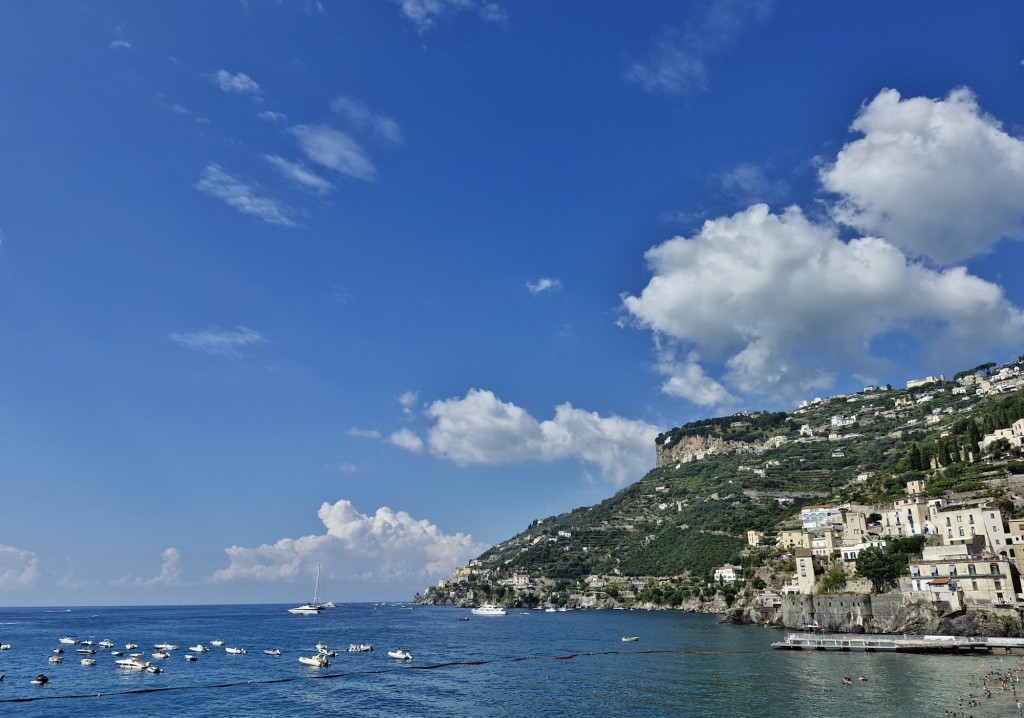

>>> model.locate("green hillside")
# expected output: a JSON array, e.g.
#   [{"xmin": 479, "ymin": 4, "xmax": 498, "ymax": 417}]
[{"xmin": 418, "ymin": 359, "xmax": 1024, "ymax": 607}]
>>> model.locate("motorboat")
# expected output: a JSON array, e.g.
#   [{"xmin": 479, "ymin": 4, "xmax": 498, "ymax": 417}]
[
  {"xmin": 184, "ymin": 654, "xmax": 197, "ymax": 661},
  {"xmin": 387, "ymin": 648, "xmax": 412, "ymax": 660},
  {"xmin": 80, "ymin": 640, "xmax": 96, "ymax": 646},
  {"xmin": 210, "ymin": 640, "xmax": 224, "ymax": 646},
  {"xmin": 31, "ymin": 674, "xmax": 49, "ymax": 686},
  {"xmin": 98, "ymin": 640, "xmax": 114, "ymax": 648},
  {"xmin": 124, "ymin": 643, "xmax": 138, "ymax": 650},
  {"xmin": 146, "ymin": 664, "xmax": 163, "ymax": 674},
  {"xmin": 52, "ymin": 648, "xmax": 64, "ymax": 654},
  {"xmin": 225, "ymin": 646, "xmax": 246, "ymax": 654},
  {"xmin": 48, "ymin": 655, "xmax": 62, "ymax": 664},
  {"xmin": 189, "ymin": 644, "xmax": 209, "ymax": 653},
  {"xmin": 58, "ymin": 637, "xmax": 77, "ymax": 645},
  {"xmin": 298, "ymin": 654, "xmax": 329, "ymax": 668},
  {"xmin": 347, "ymin": 643, "xmax": 372, "ymax": 652},
  {"xmin": 151, "ymin": 651, "xmax": 170, "ymax": 660},
  {"xmin": 154, "ymin": 642, "xmax": 178, "ymax": 651},
  {"xmin": 621, "ymin": 636, "xmax": 639, "ymax": 642},
  {"xmin": 288, "ymin": 564, "xmax": 325, "ymax": 615},
  {"xmin": 263, "ymin": 648, "xmax": 282, "ymax": 656},
  {"xmin": 75, "ymin": 648, "xmax": 96, "ymax": 655},
  {"xmin": 471, "ymin": 604, "xmax": 507, "ymax": 616},
  {"xmin": 116, "ymin": 656, "xmax": 150, "ymax": 671},
  {"xmin": 110, "ymin": 650, "xmax": 124, "ymax": 657},
  {"xmin": 80, "ymin": 658, "xmax": 96, "ymax": 666}
]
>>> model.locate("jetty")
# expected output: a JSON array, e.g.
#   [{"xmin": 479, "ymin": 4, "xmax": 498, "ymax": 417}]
[{"xmin": 771, "ymin": 632, "xmax": 1024, "ymax": 654}]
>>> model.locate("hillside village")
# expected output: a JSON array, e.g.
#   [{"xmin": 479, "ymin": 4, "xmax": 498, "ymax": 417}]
[{"xmin": 415, "ymin": 357, "xmax": 1024, "ymax": 635}]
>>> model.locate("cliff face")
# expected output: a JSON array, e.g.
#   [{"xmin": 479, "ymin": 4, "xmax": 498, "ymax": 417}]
[{"xmin": 656, "ymin": 434, "xmax": 758, "ymax": 467}]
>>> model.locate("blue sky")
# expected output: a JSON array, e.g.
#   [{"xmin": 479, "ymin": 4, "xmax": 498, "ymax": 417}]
[{"xmin": 2, "ymin": 1, "xmax": 1023, "ymax": 606}]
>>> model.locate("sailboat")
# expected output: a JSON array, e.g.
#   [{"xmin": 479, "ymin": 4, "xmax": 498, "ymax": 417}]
[{"xmin": 288, "ymin": 564, "xmax": 325, "ymax": 615}]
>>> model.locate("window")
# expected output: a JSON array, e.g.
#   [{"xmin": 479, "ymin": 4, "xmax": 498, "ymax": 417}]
[
  {"xmin": 972, "ymin": 579, "xmax": 978, "ymax": 591},
  {"xmin": 968, "ymin": 564, "xmax": 977, "ymax": 575},
  {"xmin": 930, "ymin": 566, "xmax": 939, "ymax": 576},
  {"xmin": 990, "ymin": 563, "xmax": 1000, "ymax": 575},
  {"xmin": 948, "ymin": 565, "xmax": 957, "ymax": 577},
  {"xmin": 959, "ymin": 528, "xmax": 965, "ymax": 537},
  {"xmin": 995, "ymin": 579, "xmax": 1002, "ymax": 590},
  {"xmin": 969, "ymin": 515, "xmax": 975, "ymax": 524}
]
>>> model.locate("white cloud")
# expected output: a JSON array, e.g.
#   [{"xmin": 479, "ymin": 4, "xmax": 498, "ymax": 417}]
[
  {"xmin": 109, "ymin": 39, "xmax": 132, "ymax": 50},
  {"xmin": 111, "ymin": 548, "xmax": 183, "ymax": 588},
  {"xmin": 211, "ymin": 69, "xmax": 263, "ymax": 99},
  {"xmin": 347, "ymin": 427, "xmax": 382, "ymax": 440},
  {"xmin": 526, "ymin": 277, "xmax": 562, "ymax": 295},
  {"xmin": 289, "ymin": 125, "xmax": 377, "ymax": 182},
  {"xmin": 169, "ymin": 326, "xmax": 267, "ymax": 358},
  {"xmin": 258, "ymin": 110, "xmax": 288, "ymax": 123},
  {"xmin": 389, "ymin": 428, "xmax": 424, "ymax": 453},
  {"xmin": 624, "ymin": 0, "xmax": 772, "ymax": 96},
  {"xmin": 623, "ymin": 203, "xmax": 1024, "ymax": 407},
  {"xmin": 716, "ymin": 163, "xmax": 788, "ymax": 205},
  {"xmin": 264, "ymin": 154, "xmax": 334, "ymax": 196},
  {"xmin": 330, "ymin": 96, "xmax": 403, "ymax": 145},
  {"xmin": 821, "ymin": 88, "xmax": 1024, "ymax": 265},
  {"xmin": 420, "ymin": 389, "xmax": 658, "ymax": 484},
  {"xmin": 0, "ymin": 544, "xmax": 40, "ymax": 591},
  {"xmin": 398, "ymin": 390, "xmax": 420, "ymax": 416},
  {"xmin": 211, "ymin": 499, "xmax": 485, "ymax": 584},
  {"xmin": 394, "ymin": 0, "xmax": 506, "ymax": 32},
  {"xmin": 195, "ymin": 163, "xmax": 296, "ymax": 226}
]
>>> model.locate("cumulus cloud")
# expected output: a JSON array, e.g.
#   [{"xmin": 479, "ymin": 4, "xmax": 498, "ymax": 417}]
[
  {"xmin": 389, "ymin": 428, "xmax": 424, "ymax": 453},
  {"xmin": 169, "ymin": 326, "xmax": 267, "ymax": 358},
  {"xmin": 623, "ymin": 203, "xmax": 1024, "ymax": 407},
  {"xmin": 398, "ymin": 390, "xmax": 420, "ymax": 416},
  {"xmin": 394, "ymin": 0, "xmax": 507, "ymax": 32},
  {"xmin": 417, "ymin": 389, "xmax": 658, "ymax": 484},
  {"xmin": 821, "ymin": 88, "xmax": 1024, "ymax": 266},
  {"xmin": 264, "ymin": 154, "xmax": 334, "ymax": 196},
  {"xmin": 330, "ymin": 96, "xmax": 403, "ymax": 145},
  {"xmin": 289, "ymin": 125, "xmax": 377, "ymax": 182},
  {"xmin": 195, "ymin": 163, "xmax": 295, "ymax": 226},
  {"xmin": 624, "ymin": 0, "xmax": 772, "ymax": 96},
  {"xmin": 0, "ymin": 545, "xmax": 40, "ymax": 591},
  {"xmin": 526, "ymin": 277, "xmax": 563, "ymax": 295},
  {"xmin": 211, "ymin": 69, "xmax": 263, "ymax": 99},
  {"xmin": 111, "ymin": 548, "xmax": 183, "ymax": 588},
  {"xmin": 212, "ymin": 499, "xmax": 484, "ymax": 584}
]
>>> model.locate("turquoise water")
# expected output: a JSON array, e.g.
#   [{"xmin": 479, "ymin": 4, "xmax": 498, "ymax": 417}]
[{"xmin": 0, "ymin": 604, "xmax": 1019, "ymax": 716}]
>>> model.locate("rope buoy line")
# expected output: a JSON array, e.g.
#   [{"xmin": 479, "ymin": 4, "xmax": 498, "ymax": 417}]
[{"xmin": 0, "ymin": 648, "xmax": 757, "ymax": 704}]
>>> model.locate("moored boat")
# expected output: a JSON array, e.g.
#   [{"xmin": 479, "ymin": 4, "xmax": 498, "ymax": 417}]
[
  {"xmin": 347, "ymin": 643, "xmax": 372, "ymax": 652},
  {"xmin": 189, "ymin": 644, "xmax": 209, "ymax": 653},
  {"xmin": 58, "ymin": 637, "xmax": 77, "ymax": 645},
  {"xmin": 80, "ymin": 658, "xmax": 96, "ymax": 666},
  {"xmin": 263, "ymin": 648, "xmax": 282, "ymax": 656},
  {"xmin": 387, "ymin": 648, "xmax": 412, "ymax": 660},
  {"xmin": 298, "ymin": 654, "xmax": 329, "ymax": 667},
  {"xmin": 288, "ymin": 564, "xmax": 326, "ymax": 615},
  {"xmin": 471, "ymin": 604, "xmax": 507, "ymax": 616},
  {"xmin": 115, "ymin": 656, "xmax": 150, "ymax": 671},
  {"xmin": 621, "ymin": 636, "xmax": 639, "ymax": 642},
  {"xmin": 225, "ymin": 646, "xmax": 246, "ymax": 654},
  {"xmin": 31, "ymin": 674, "xmax": 48, "ymax": 686}
]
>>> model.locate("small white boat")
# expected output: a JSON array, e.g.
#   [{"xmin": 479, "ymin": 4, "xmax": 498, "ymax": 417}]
[
  {"xmin": 151, "ymin": 651, "xmax": 170, "ymax": 660},
  {"xmin": 98, "ymin": 640, "xmax": 114, "ymax": 648},
  {"xmin": 387, "ymin": 648, "xmax": 412, "ymax": 660},
  {"xmin": 471, "ymin": 604, "xmax": 507, "ymax": 616},
  {"xmin": 58, "ymin": 637, "xmax": 77, "ymax": 645},
  {"xmin": 31, "ymin": 674, "xmax": 49, "ymax": 685},
  {"xmin": 184, "ymin": 654, "xmax": 197, "ymax": 661},
  {"xmin": 347, "ymin": 643, "xmax": 373, "ymax": 652},
  {"xmin": 154, "ymin": 642, "xmax": 178, "ymax": 651},
  {"xmin": 48, "ymin": 655, "xmax": 62, "ymax": 664},
  {"xmin": 298, "ymin": 654, "xmax": 329, "ymax": 668},
  {"xmin": 52, "ymin": 648, "xmax": 64, "ymax": 654},
  {"xmin": 189, "ymin": 644, "xmax": 209, "ymax": 653},
  {"xmin": 146, "ymin": 664, "xmax": 163, "ymax": 674},
  {"xmin": 288, "ymin": 564, "xmax": 326, "ymax": 615},
  {"xmin": 111, "ymin": 650, "xmax": 124, "ymax": 656},
  {"xmin": 80, "ymin": 640, "xmax": 96, "ymax": 646},
  {"xmin": 80, "ymin": 658, "xmax": 96, "ymax": 666},
  {"xmin": 263, "ymin": 648, "xmax": 282, "ymax": 656},
  {"xmin": 621, "ymin": 636, "xmax": 639, "ymax": 642},
  {"xmin": 225, "ymin": 646, "xmax": 246, "ymax": 654},
  {"xmin": 124, "ymin": 643, "xmax": 138, "ymax": 650},
  {"xmin": 75, "ymin": 648, "xmax": 96, "ymax": 655},
  {"xmin": 0, "ymin": 643, "xmax": 11, "ymax": 650},
  {"xmin": 210, "ymin": 640, "xmax": 224, "ymax": 647},
  {"xmin": 115, "ymin": 656, "xmax": 150, "ymax": 671}
]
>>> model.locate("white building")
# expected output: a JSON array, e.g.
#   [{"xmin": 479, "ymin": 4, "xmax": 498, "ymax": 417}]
[{"xmin": 713, "ymin": 564, "xmax": 743, "ymax": 584}]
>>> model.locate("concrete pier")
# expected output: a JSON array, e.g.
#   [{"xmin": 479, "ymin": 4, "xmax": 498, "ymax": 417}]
[{"xmin": 771, "ymin": 632, "xmax": 1024, "ymax": 654}]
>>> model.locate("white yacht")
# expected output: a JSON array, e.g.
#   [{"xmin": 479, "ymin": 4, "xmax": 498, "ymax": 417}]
[
  {"xmin": 116, "ymin": 656, "xmax": 151, "ymax": 671},
  {"xmin": 471, "ymin": 604, "xmax": 507, "ymax": 616},
  {"xmin": 288, "ymin": 564, "xmax": 326, "ymax": 615}
]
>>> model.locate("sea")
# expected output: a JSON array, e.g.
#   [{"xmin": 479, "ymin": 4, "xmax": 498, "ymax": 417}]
[{"xmin": 0, "ymin": 603, "xmax": 1020, "ymax": 717}]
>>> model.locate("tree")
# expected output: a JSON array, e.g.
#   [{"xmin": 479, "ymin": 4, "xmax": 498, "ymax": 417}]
[{"xmin": 855, "ymin": 547, "xmax": 901, "ymax": 593}]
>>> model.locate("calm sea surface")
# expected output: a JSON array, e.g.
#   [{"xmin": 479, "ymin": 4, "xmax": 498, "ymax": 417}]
[{"xmin": 0, "ymin": 603, "xmax": 1019, "ymax": 717}]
